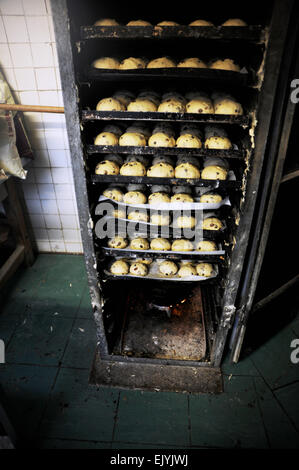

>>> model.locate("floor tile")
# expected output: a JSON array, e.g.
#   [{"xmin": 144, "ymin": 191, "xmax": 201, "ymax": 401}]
[
  {"xmin": 6, "ymin": 312, "xmax": 74, "ymax": 366},
  {"xmin": 76, "ymin": 286, "xmax": 93, "ymax": 319},
  {"xmin": 221, "ymin": 351, "xmax": 261, "ymax": 377},
  {"xmin": 0, "ymin": 364, "xmax": 57, "ymax": 441},
  {"xmin": 39, "ymin": 368, "xmax": 118, "ymax": 441},
  {"xmin": 189, "ymin": 376, "xmax": 268, "ymax": 448},
  {"xmin": 248, "ymin": 325, "xmax": 299, "ymax": 390},
  {"xmin": 114, "ymin": 390, "xmax": 189, "ymax": 447},
  {"xmin": 274, "ymin": 382, "xmax": 299, "ymax": 441},
  {"xmin": 254, "ymin": 378, "xmax": 299, "ymax": 448},
  {"xmin": 61, "ymin": 318, "xmax": 96, "ymax": 369}
]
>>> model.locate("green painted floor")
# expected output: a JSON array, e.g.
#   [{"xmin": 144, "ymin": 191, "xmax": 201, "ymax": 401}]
[{"xmin": 0, "ymin": 254, "xmax": 298, "ymax": 449}]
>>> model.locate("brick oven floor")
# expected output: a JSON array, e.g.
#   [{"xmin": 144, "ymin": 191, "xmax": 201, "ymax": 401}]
[{"xmin": 0, "ymin": 254, "xmax": 298, "ymax": 449}]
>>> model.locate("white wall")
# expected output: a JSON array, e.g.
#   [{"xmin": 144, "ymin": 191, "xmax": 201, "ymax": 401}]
[{"xmin": 0, "ymin": 0, "xmax": 83, "ymax": 254}]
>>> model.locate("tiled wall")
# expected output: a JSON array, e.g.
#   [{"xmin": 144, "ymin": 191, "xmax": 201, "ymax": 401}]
[{"xmin": 0, "ymin": 0, "xmax": 83, "ymax": 254}]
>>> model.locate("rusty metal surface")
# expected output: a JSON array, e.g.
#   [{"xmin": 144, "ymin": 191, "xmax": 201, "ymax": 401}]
[
  {"xmin": 117, "ymin": 285, "xmax": 206, "ymax": 361},
  {"xmin": 89, "ymin": 351, "xmax": 223, "ymax": 394}
]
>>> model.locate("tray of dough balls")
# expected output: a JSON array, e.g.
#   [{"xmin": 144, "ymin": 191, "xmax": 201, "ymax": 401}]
[
  {"xmin": 88, "ymin": 121, "xmax": 244, "ymax": 159},
  {"xmin": 105, "ymin": 257, "xmax": 219, "ymax": 282},
  {"xmin": 81, "ymin": 18, "xmax": 263, "ymax": 42},
  {"xmin": 82, "ymin": 90, "xmax": 249, "ymax": 125},
  {"xmin": 88, "ymin": 56, "xmax": 249, "ymax": 84},
  {"xmin": 101, "ymin": 234, "xmax": 225, "ymax": 262},
  {"xmin": 92, "ymin": 154, "xmax": 240, "ymax": 190}
]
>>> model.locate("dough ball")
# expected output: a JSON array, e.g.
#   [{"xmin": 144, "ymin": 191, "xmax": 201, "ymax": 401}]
[
  {"xmin": 199, "ymin": 193, "xmax": 223, "ymax": 203},
  {"xmin": 110, "ymin": 259, "xmax": 129, "ymax": 275},
  {"xmin": 177, "ymin": 58, "xmax": 207, "ymax": 68},
  {"xmin": 176, "ymin": 134, "xmax": 202, "ymax": 148},
  {"xmin": 119, "ymin": 132, "xmax": 146, "ymax": 146},
  {"xmin": 178, "ymin": 264, "xmax": 197, "ymax": 278},
  {"xmin": 175, "ymin": 163, "xmax": 201, "ymax": 179},
  {"xmin": 108, "ymin": 236, "xmax": 128, "ymax": 249},
  {"xmin": 127, "ymin": 99, "xmax": 157, "ymax": 112},
  {"xmin": 119, "ymin": 57, "xmax": 146, "ymax": 69},
  {"xmin": 186, "ymin": 98, "xmax": 214, "ymax": 114},
  {"xmin": 92, "ymin": 57, "xmax": 120, "ymax": 69},
  {"xmin": 156, "ymin": 21, "xmax": 179, "ymax": 26},
  {"xmin": 147, "ymin": 163, "xmax": 175, "ymax": 178},
  {"xmin": 170, "ymin": 193, "xmax": 194, "ymax": 203},
  {"xmin": 94, "ymin": 132, "xmax": 119, "ymax": 146},
  {"xmin": 159, "ymin": 260, "xmax": 178, "ymax": 277},
  {"xmin": 94, "ymin": 18, "xmax": 119, "ymax": 26},
  {"xmin": 148, "ymin": 133, "xmax": 176, "ymax": 147},
  {"xmin": 189, "ymin": 19, "xmax": 214, "ymax": 26},
  {"xmin": 171, "ymin": 239, "xmax": 193, "ymax": 251},
  {"xmin": 120, "ymin": 161, "xmax": 146, "ymax": 176},
  {"xmin": 196, "ymin": 240, "xmax": 217, "ymax": 251},
  {"xmin": 203, "ymin": 217, "xmax": 223, "ymax": 230},
  {"xmin": 129, "ymin": 237, "xmax": 149, "ymax": 250},
  {"xmin": 204, "ymin": 136, "xmax": 232, "ymax": 149},
  {"xmin": 214, "ymin": 98, "xmax": 243, "ymax": 115},
  {"xmin": 127, "ymin": 20, "xmax": 152, "ymax": 26},
  {"xmin": 150, "ymin": 213, "xmax": 171, "ymax": 226},
  {"xmin": 123, "ymin": 191, "xmax": 147, "ymax": 204},
  {"xmin": 127, "ymin": 210, "xmax": 149, "ymax": 222},
  {"xmin": 158, "ymin": 99, "xmax": 185, "ymax": 113},
  {"xmin": 95, "ymin": 160, "xmax": 119, "ymax": 175},
  {"xmin": 96, "ymin": 97, "xmax": 125, "ymax": 111},
  {"xmin": 103, "ymin": 187, "xmax": 124, "ymax": 201},
  {"xmin": 150, "ymin": 238, "xmax": 171, "ymax": 251},
  {"xmin": 112, "ymin": 209, "xmax": 126, "ymax": 219},
  {"xmin": 201, "ymin": 165, "xmax": 228, "ymax": 180},
  {"xmin": 148, "ymin": 192, "xmax": 171, "ymax": 204},
  {"xmin": 129, "ymin": 262, "xmax": 148, "ymax": 276},
  {"xmin": 147, "ymin": 57, "xmax": 176, "ymax": 68},
  {"xmin": 175, "ymin": 215, "xmax": 196, "ymax": 229},
  {"xmin": 196, "ymin": 263, "xmax": 214, "ymax": 277},
  {"xmin": 210, "ymin": 59, "xmax": 240, "ymax": 72},
  {"xmin": 222, "ymin": 18, "xmax": 247, "ymax": 26},
  {"xmin": 112, "ymin": 90, "xmax": 135, "ymax": 107}
]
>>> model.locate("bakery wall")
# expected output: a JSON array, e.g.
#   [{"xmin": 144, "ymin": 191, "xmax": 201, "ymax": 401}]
[{"xmin": 0, "ymin": 0, "xmax": 83, "ymax": 254}]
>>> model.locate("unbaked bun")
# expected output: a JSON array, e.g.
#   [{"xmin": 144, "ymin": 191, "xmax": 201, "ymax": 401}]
[
  {"xmin": 127, "ymin": 210, "xmax": 149, "ymax": 222},
  {"xmin": 108, "ymin": 237, "xmax": 128, "ymax": 249},
  {"xmin": 147, "ymin": 163, "xmax": 175, "ymax": 178},
  {"xmin": 103, "ymin": 187, "xmax": 124, "ymax": 201},
  {"xmin": 150, "ymin": 238, "xmax": 171, "ymax": 251},
  {"xmin": 186, "ymin": 98, "xmax": 214, "ymax": 114},
  {"xmin": 123, "ymin": 191, "xmax": 147, "ymax": 204},
  {"xmin": 96, "ymin": 97, "xmax": 125, "ymax": 111},
  {"xmin": 157, "ymin": 21, "xmax": 179, "ymax": 26},
  {"xmin": 201, "ymin": 165, "xmax": 228, "ymax": 180},
  {"xmin": 189, "ymin": 19, "xmax": 214, "ymax": 26},
  {"xmin": 112, "ymin": 90, "xmax": 135, "ymax": 107},
  {"xmin": 148, "ymin": 133, "xmax": 176, "ymax": 147},
  {"xmin": 147, "ymin": 57, "xmax": 176, "ymax": 68},
  {"xmin": 171, "ymin": 239, "xmax": 193, "ymax": 251},
  {"xmin": 112, "ymin": 209, "xmax": 126, "ymax": 218},
  {"xmin": 148, "ymin": 192, "xmax": 171, "ymax": 204},
  {"xmin": 119, "ymin": 57, "xmax": 146, "ymax": 69},
  {"xmin": 210, "ymin": 59, "xmax": 240, "ymax": 72},
  {"xmin": 202, "ymin": 217, "xmax": 223, "ymax": 230},
  {"xmin": 119, "ymin": 132, "xmax": 147, "ymax": 146},
  {"xmin": 178, "ymin": 264, "xmax": 197, "ymax": 277},
  {"xmin": 127, "ymin": 20, "xmax": 152, "ymax": 26},
  {"xmin": 175, "ymin": 215, "xmax": 196, "ymax": 229},
  {"xmin": 159, "ymin": 260, "xmax": 178, "ymax": 276},
  {"xmin": 94, "ymin": 132, "xmax": 119, "ymax": 146},
  {"xmin": 120, "ymin": 161, "xmax": 146, "ymax": 176},
  {"xmin": 199, "ymin": 193, "xmax": 223, "ymax": 203},
  {"xmin": 196, "ymin": 240, "xmax": 217, "ymax": 251},
  {"xmin": 177, "ymin": 58, "xmax": 207, "ymax": 68},
  {"xmin": 204, "ymin": 136, "xmax": 232, "ymax": 149},
  {"xmin": 214, "ymin": 98, "xmax": 243, "ymax": 115},
  {"xmin": 222, "ymin": 18, "xmax": 247, "ymax": 26},
  {"xmin": 176, "ymin": 134, "xmax": 202, "ymax": 148},
  {"xmin": 175, "ymin": 163, "xmax": 200, "ymax": 179},
  {"xmin": 129, "ymin": 262, "xmax": 148, "ymax": 276},
  {"xmin": 196, "ymin": 263, "xmax": 214, "ymax": 277},
  {"xmin": 92, "ymin": 57, "xmax": 120, "ymax": 69},
  {"xmin": 110, "ymin": 259, "xmax": 129, "ymax": 275},
  {"xmin": 129, "ymin": 237, "xmax": 149, "ymax": 250},
  {"xmin": 170, "ymin": 193, "xmax": 194, "ymax": 203},
  {"xmin": 94, "ymin": 18, "xmax": 119, "ymax": 26},
  {"xmin": 127, "ymin": 99, "xmax": 157, "ymax": 112},
  {"xmin": 95, "ymin": 160, "xmax": 119, "ymax": 175},
  {"xmin": 150, "ymin": 213, "xmax": 171, "ymax": 226},
  {"xmin": 158, "ymin": 99, "xmax": 185, "ymax": 113}
]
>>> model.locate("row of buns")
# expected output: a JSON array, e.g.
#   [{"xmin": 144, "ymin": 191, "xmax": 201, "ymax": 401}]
[
  {"xmin": 107, "ymin": 236, "xmax": 217, "ymax": 252},
  {"xmin": 94, "ymin": 18, "xmax": 247, "ymax": 27},
  {"xmin": 92, "ymin": 56, "xmax": 241, "ymax": 72}
]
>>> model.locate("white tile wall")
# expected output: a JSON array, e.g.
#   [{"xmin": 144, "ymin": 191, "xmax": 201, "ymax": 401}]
[{"xmin": 0, "ymin": 0, "xmax": 83, "ymax": 254}]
